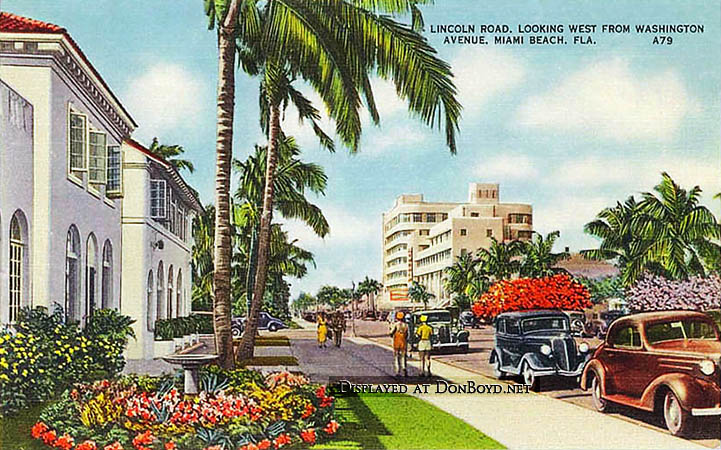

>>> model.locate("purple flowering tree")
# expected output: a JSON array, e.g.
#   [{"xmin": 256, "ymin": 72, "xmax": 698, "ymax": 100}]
[{"xmin": 627, "ymin": 274, "xmax": 721, "ymax": 312}]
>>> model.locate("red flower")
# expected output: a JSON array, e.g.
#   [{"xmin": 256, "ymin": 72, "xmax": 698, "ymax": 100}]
[
  {"xmin": 301, "ymin": 403, "xmax": 315, "ymax": 418},
  {"xmin": 257, "ymin": 439, "xmax": 272, "ymax": 450},
  {"xmin": 273, "ymin": 434, "xmax": 292, "ymax": 449},
  {"xmin": 77, "ymin": 441, "xmax": 98, "ymax": 450},
  {"xmin": 104, "ymin": 442, "xmax": 125, "ymax": 450},
  {"xmin": 132, "ymin": 431, "xmax": 155, "ymax": 448},
  {"xmin": 323, "ymin": 420, "xmax": 340, "ymax": 435},
  {"xmin": 240, "ymin": 444, "xmax": 258, "ymax": 450},
  {"xmin": 300, "ymin": 429, "xmax": 316, "ymax": 444},
  {"xmin": 203, "ymin": 446, "xmax": 223, "ymax": 450},
  {"xmin": 164, "ymin": 442, "xmax": 177, "ymax": 450},
  {"xmin": 31, "ymin": 421, "xmax": 49, "ymax": 439},
  {"xmin": 315, "ymin": 386, "xmax": 326, "ymax": 399},
  {"xmin": 42, "ymin": 430, "xmax": 57, "ymax": 445},
  {"xmin": 54, "ymin": 434, "xmax": 74, "ymax": 450}
]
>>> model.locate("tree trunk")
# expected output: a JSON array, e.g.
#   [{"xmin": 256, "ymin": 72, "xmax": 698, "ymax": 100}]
[
  {"xmin": 212, "ymin": 20, "xmax": 239, "ymax": 370},
  {"xmin": 237, "ymin": 103, "xmax": 281, "ymax": 360},
  {"xmin": 244, "ymin": 226, "xmax": 258, "ymax": 313}
]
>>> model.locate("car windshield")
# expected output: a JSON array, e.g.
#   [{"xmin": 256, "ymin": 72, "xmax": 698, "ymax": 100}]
[
  {"xmin": 521, "ymin": 317, "xmax": 568, "ymax": 333},
  {"xmin": 646, "ymin": 319, "xmax": 718, "ymax": 345},
  {"xmin": 417, "ymin": 312, "xmax": 451, "ymax": 323}
]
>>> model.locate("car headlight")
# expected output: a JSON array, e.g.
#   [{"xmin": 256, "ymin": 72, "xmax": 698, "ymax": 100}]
[
  {"xmin": 579, "ymin": 342, "xmax": 589, "ymax": 353},
  {"xmin": 699, "ymin": 360, "xmax": 716, "ymax": 376},
  {"xmin": 540, "ymin": 344, "xmax": 552, "ymax": 356}
]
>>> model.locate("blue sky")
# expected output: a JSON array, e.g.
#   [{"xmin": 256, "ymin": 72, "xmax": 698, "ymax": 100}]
[{"xmin": 5, "ymin": 1, "xmax": 720, "ymax": 298}]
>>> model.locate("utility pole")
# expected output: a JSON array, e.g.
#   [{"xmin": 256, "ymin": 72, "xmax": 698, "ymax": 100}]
[{"xmin": 351, "ymin": 282, "xmax": 357, "ymax": 337}]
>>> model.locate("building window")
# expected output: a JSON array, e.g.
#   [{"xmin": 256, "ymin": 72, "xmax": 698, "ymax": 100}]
[
  {"xmin": 150, "ymin": 180, "xmax": 167, "ymax": 219},
  {"xmin": 518, "ymin": 230, "xmax": 533, "ymax": 239},
  {"xmin": 419, "ymin": 229, "xmax": 429, "ymax": 236},
  {"xmin": 440, "ymin": 213, "xmax": 448, "ymax": 221},
  {"xmin": 101, "ymin": 240, "xmax": 113, "ymax": 309},
  {"xmin": 471, "ymin": 212, "xmax": 479, "ymax": 217},
  {"xmin": 146, "ymin": 271, "xmax": 154, "ymax": 332},
  {"xmin": 65, "ymin": 226, "xmax": 81, "ymax": 323},
  {"xmin": 88, "ymin": 132, "xmax": 107, "ymax": 184},
  {"xmin": 69, "ymin": 112, "xmax": 87, "ymax": 173},
  {"xmin": 412, "ymin": 213, "xmax": 423, "ymax": 223},
  {"xmin": 86, "ymin": 234, "xmax": 98, "ymax": 319},
  {"xmin": 460, "ymin": 229, "xmax": 467, "ymax": 236},
  {"xmin": 486, "ymin": 229, "xmax": 493, "ymax": 237},
  {"xmin": 167, "ymin": 266, "xmax": 174, "ymax": 319},
  {"xmin": 106, "ymin": 145, "xmax": 122, "ymax": 194},
  {"xmin": 9, "ymin": 214, "xmax": 25, "ymax": 323},
  {"xmin": 426, "ymin": 213, "xmax": 436, "ymax": 223},
  {"xmin": 157, "ymin": 261, "xmax": 165, "ymax": 321},
  {"xmin": 460, "ymin": 248, "xmax": 467, "ymax": 256},
  {"xmin": 176, "ymin": 270, "xmax": 183, "ymax": 317}
]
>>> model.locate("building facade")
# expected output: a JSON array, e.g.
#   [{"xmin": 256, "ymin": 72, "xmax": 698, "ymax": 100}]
[{"xmin": 379, "ymin": 183, "xmax": 533, "ymax": 310}]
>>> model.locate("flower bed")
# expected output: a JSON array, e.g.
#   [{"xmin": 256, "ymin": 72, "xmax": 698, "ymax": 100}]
[{"xmin": 30, "ymin": 369, "xmax": 339, "ymax": 450}]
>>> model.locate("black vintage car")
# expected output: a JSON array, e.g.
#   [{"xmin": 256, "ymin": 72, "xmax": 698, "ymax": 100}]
[
  {"xmin": 408, "ymin": 309, "xmax": 470, "ymax": 353},
  {"xmin": 489, "ymin": 310, "xmax": 591, "ymax": 390},
  {"xmin": 232, "ymin": 311, "xmax": 287, "ymax": 337}
]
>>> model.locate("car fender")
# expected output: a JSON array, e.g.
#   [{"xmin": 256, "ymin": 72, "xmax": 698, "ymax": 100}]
[
  {"xmin": 580, "ymin": 359, "xmax": 607, "ymax": 393},
  {"xmin": 489, "ymin": 347, "xmax": 500, "ymax": 363},
  {"xmin": 640, "ymin": 373, "xmax": 719, "ymax": 412},
  {"xmin": 456, "ymin": 330, "xmax": 469, "ymax": 343},
  {"xmin": 520, "ymin": 353, "xmax": 551, "ymax": 372}
]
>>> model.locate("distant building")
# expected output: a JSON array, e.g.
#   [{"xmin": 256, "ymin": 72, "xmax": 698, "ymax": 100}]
[
  {"xmin": 380, "ymin": 183, "xmax": 532, "ymax": 310},
  {"xmin": 555, "ymin": 253, "xmax": 619, "ymax": 280}
]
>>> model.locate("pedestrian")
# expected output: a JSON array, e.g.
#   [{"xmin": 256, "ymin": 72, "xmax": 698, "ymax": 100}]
[
  {"xmin": 331, "ymin": 310, "xmax": 346, "ymax": 347},
  {"xmin": 389, "ymin": 311, "xmax": 409, "ymax": 377},
  {"xmin": 317, "ymin": 312, "xmax": 328, "ymax": 348},
  {"xmin": 415, "ymin": 315, "xmax": 433, "ymax": 377}
]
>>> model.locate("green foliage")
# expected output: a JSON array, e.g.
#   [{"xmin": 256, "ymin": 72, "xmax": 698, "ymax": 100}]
[
  {"xmin": 84, "ymin": 309, "xmax": 136, "ymax": 376},
  {"xmin": 200, "ymin": 365, "xmax": 266, "ymax": 393},
  {"xmin": 154, "ymin": 314, "xmax": 214, "ymax": 341},
  {"xmin": 518, "ymin": 231, "xmax": 570, "ymax": 278},
  {"xmin": 147, "ymin": 137, "xmax": 195, "ymax": 173},
  {"xmin": 577, "ymin": 276, "xmax": 625, "ymax": 305},
  {"xmin": 408, "ymin": 281, "xmax": 435, "ymax": 309}
]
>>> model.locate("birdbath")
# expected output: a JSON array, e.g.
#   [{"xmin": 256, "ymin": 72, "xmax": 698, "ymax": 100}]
[{"xmin": 162, "ymin": 354, "xmax": 218, "ymax": 394}]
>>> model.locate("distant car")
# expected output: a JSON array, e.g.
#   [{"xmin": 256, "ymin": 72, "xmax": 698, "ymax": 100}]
[
  {"xmin": 585, "ymin": 310, "xmax": 627, "ymax": 339},
  {"xmin": 581, "ymin": 310, "xmax": 721, "ymax": 436},
  {"xmin": 407, "ymin": 309, "xmax": 469, "ymax": 353},
  {"xmin": 563, "ymin": 310, "xmax": 586, "ymax": 336},
  {"xmin": 460, "ymin": 310, "xmax": 481, "ymax": 329},
  {"xmin": 490, "ymin": 310, "xmax": 591, "ymax": 391},
  {"xmin": 232, "ymin": 311, "xmax": 287, "ymax": 337}
]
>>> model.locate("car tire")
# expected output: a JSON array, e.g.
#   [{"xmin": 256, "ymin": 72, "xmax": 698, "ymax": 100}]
[
  {"xmin": 269, "ymin": 323, "xmax": 278, "ymax": 332},
  {"xmin": 232, "ymin": 327, "xmax": 242, "ymax": 339},
  {"xmin": 591, "ymin": 373, "xmax": 611, "ymax": 413},
  {"xmin": 663, "ymin": 390, "xmax": 692, "ymax": 437},
  {"xmin": 521, "ymin": 361, "xmax": 538, "ymax": 391},
  {"xmin": 491, "ymin": 352, "xmax": 506, "ymax": 380}
]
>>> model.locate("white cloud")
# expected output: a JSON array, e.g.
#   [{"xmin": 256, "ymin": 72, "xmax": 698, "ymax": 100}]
[
  {"xmin": 516, "ymin": 58, "xmax": 698, "ymax": 141},
  {"xmin": 280, "ymin": 204, "xmax": 379, "ymax": 250},
  {"xmin": 534, "ymin": 196, "xmax": 611, "ymax": 236},
  {"xmin": 125, "ymin": 64, "xmax": 206, "ymax": 137},
  {"xmin": 451, "ymin": 47, "xmax": 526, "ymax": 117},
  {"xmin": 473, "ymin": 154, "xmax": 538, "ymax": 181}
]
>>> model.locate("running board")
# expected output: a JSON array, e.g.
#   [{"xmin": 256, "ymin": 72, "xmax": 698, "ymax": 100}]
[{"xmin": 604, "ymin": 393, "xmax": 653, "ymax": 412}]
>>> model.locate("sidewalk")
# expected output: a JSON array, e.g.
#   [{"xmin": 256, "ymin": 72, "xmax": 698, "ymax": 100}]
[{"xmin": 349, "ymin": 335, "xmax": 708, "ymax": 450}]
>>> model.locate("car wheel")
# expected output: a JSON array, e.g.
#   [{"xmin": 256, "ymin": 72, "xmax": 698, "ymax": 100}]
[
  {"xmin": 269, "ymin": 323, "xmax": 278, "ymax": 332},
  {"xmin": 232, "ymin": 327, "xmax": 242, "ymax": 339},
  {"xmin": 591, "ymin": 374, "xmax": 610, "ymax": 412},
  {"xmin": 521, "ymin": 362, "xmax": 538, "ymax": 391},
  {"xmin": 663, "ymin": 390, "xmax": 692, "ymax": 436},
  {"xmin": 491, "ymin": 352, "xmax": 506, "ymax": 379}
]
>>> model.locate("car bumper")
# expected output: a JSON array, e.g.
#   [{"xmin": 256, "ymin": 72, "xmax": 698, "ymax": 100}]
[
  {"xmin": 431, "ymin": 342, "xmax": 468, "ymax": 348},
  {"xmin": 691, "ymin": 406, "xmax": 721, "ymax": 417},
  {"xmin": 529, "ymin": 365, "xmax": 585, "ymax": 378}
]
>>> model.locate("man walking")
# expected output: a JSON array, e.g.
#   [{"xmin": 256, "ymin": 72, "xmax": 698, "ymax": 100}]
[
  {"xmin": 415, "ymin": 315, "xmax": 433, "ymax": 377},
  {"xmin": 330, "ymin": 310, "xmax": 346, "ymax": 347},
  {"xmin": 389, "ymin": 311, "xmax": 409, "ymax": 377}
]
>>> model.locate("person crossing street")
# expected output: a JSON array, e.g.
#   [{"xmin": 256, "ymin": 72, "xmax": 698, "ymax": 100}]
[
  {"xmin": 389, "ymin": 311, "xmax": 409, "ymax": 377},
  {"xmin": 415, "ymin": 315, "xmax": 433, "ymax": 377},
  {"xmin": 330, "ymin": 310, "xmax": 347, "ymax": 347}
]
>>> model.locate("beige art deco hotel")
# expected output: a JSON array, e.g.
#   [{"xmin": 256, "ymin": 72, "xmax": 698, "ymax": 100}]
[{"xmin": 380, "ymin": 183, "xmax": 532, "ymax": 310}]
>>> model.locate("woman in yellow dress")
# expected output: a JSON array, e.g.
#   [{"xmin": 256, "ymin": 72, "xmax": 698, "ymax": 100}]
[{"xmin": 317, "ymin": 312, "xmax": 328, "ymax": 348}]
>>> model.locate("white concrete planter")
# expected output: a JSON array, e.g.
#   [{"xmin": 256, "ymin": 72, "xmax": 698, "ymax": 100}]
[
  {"xmin": 191, "ymin": 333, "xmax": 199, "ymax": 345},
  {"xmin": 173, "ymin": 338, "xmax": 184, "ymax": 350},
  {"xmin": 183, "ymin": 335, "xmax": 191, "ymax": 347},
  {"xmin": 154, "ymin": 340, "xmax": 176, "ymax": 357}
]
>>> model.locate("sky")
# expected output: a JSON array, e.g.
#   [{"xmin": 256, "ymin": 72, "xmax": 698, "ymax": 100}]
[{"xmin": 4, "ymin": 0, "xmax": 720, "ymax": 299}]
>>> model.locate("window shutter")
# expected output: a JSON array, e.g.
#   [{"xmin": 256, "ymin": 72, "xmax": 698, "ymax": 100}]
[
  {"xmin": 106, "ymin": 145, "xmax": 122, "ymax": 195},
  {"xmin": 89, "ymin": 132, "xmax": 107, "ymax": 184},
  {"xmin": 150, "ymin": 180, "xmax": 167, "ymax": 219},
  {"xmin": 69, "ymin": 113, "xmax": 87, "ymax": 171}
]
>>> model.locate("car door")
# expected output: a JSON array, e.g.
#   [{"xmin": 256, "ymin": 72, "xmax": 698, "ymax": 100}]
[
  {"xmin": 259, "ymin": 312, "xmax": 270, "ymax": 329},
  {"xmin": 605, "ymin": 324, "xmax": 647, "ymax": 397},
  {"xmin": 504, "ymin": 319, "xmax": 523, "ymax": 369},
  {"xmin": 495, "ymin": 319, "xmax": 509, "ymax": 367}
]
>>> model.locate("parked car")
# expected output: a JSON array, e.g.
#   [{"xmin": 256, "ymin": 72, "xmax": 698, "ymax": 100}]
[
  {"xmin": 231, "ymin": 311, "xmax": 288, "ymax": 337},
  {"xmin": 460, "ymin": 310, "xmax": 482, "ymax": 329},
  {"xmin": 563, "ymin": 310, "xmax": 586, "ymax": 336},
  {"xmin": 490, "ymin": 310, "xmax": 591, "ymax": 390},
  {"xmin": 584, "ymin": 310, "xmax": 627, "ymax": 339},
  {"xmin": 407, "ymin": 309, "xmax": 469, "ymax": 353},
  {"xmin": 581, "ymin": 310, "xmax": 721, "ymax": 436}
]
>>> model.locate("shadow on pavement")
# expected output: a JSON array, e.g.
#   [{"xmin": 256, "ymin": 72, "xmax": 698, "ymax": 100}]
[{"xmin": 327, "ymin": 393, "xmax": 389, "ymax": 450}]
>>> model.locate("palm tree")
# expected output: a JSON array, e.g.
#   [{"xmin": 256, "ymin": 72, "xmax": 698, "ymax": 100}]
[
  {"xmin": 235, "ymin": 1, "xmax": 462, "ymax": 361},
  {"xmin": 519, "ymin": 231, "xmax": 570, "ymax": 278},
  {"xmin": 358, "ymin": 276, "xmax": 382, "ymax": 313},
  {"xmin": 408, "ymin": 281, "xmax": 435, "ymax": 309},
  {"xmin": 148, "ymin": 138, "xmax": 195, "ymax": 173},
  {"xmin": 635, "ymin": 172, "xmax": 720, "ymax": 280},
  {"xmin": 581, "ymin": 196, "xmax": 652, "ymax": 286},
  {"xmin": 443, "ymin": 252, "xmax": 476, "ymax": 306},
  {"xmin": 476, "ymin": 238, "xmax": 522, "ymax": 281},
  {"xmin": 191, "ymin": 204, "xmax": 215, "ymax": 312}
]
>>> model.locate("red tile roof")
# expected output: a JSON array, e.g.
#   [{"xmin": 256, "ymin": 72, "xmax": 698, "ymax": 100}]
[{"xmin": 0, "ymin": 12, "xmax": 65, "ymax": 33}]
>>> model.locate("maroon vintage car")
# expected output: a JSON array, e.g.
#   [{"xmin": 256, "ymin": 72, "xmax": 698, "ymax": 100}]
[{"xmin": 581, "ymin": 310, "xmax": 721, "ymax": 436}]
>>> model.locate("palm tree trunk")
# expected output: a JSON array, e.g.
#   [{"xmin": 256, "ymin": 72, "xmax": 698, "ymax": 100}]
[
  {"xmin": 237, "ymin": 103, "xmax": 281, "ymax": 360},
  {"xmin": 212, "ymin": 21, "xmax": 239, "ymax": 370},
  {"xmin": 245, "ymin": 226, "xmax": 258, "ymax": 313}
]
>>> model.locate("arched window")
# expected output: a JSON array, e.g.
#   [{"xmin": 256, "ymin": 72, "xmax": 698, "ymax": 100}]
[
  {"xmin": 101, "ymin": 240, "xmax": 113, "ymax": 309},
  {"xmin": 176, "ymin": 270, "xmax": 183, "ymax": 318},
  {"xmin": 146, "ymin": 270, "xmax": 154, "ymax": 332},
  {"xmin": 156, "ymin": 261, "xmax": 164, "ymax": 321},
  {"xmin": 167, "ymin": 265, "xmax": 174, "ymax": 319},
  {"xmin": 9, "ymin": 211, "xmax": 28, "ymax": 323},
  {"xmin": 86, "ymin": 234, "xmax": 98, "ymax": 320},
  {"xmin": 65, "ymin": 226, "xmax": 81, "ymax": 322}
]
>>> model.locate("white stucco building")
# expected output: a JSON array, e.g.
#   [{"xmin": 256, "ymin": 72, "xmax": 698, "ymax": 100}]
[{"xmin": 0, "ymin": 12, "xmax": 202, "ymax": 360}]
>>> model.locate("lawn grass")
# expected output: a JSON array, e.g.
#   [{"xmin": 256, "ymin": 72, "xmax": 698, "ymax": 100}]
[
  {"xmin": 239, "ymin": 355, "xmax": 298, "ymax": 366},
  {"xmin": 0, "ymin": 402, "xmax": 47, "ymax": 450},
  {"xmin": 310, "ymin": 394, "xmax": 503, "ymax": 450},
  {"xmin": 256, "ymin": 335, "xmax": 290, "ymax": 346}
]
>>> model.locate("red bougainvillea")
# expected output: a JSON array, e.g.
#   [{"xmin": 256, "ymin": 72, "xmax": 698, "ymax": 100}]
[{"xmin": 471, "ymin": 274, "xmax": 591, "ymax": 319}]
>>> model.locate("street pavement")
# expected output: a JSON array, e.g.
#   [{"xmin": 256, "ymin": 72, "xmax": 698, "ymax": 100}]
[{"xmin": 284, "ymin": 319, "xmax": 719, "ymax": 449}]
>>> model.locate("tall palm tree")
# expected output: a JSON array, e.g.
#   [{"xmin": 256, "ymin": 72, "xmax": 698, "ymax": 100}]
[
  {"xmin": 408, "ymin": 281, "xmax": 435, "ymax": 309},
  {"xmin": 358, "ymin": 276, "xmax": 382, "ymax": 312},
  {"xmin": 519, "ymin": 231, "xmax": 570, "ymax": 278},
  {"xmin": 581, "ymin": 196, "xmax": 651, "ymax": 286},
  {"xmin": 635, "ymin": 172, "xmax": 720, "ymax": 280},
  {"xmin": 235, "ymin": 1, "xmax": 462, "ymax": 361},
  {"xmin": 475, "ymin": 238, "xmax": 522, "ymax": 281},
  {"xmin": 443, "ymin": 252, "xmax": 477, "ymax": 306},
  {"xmin": 191, "ymin": 204, "xmax": 216, "ymax": 311},
  {"xmin": 148, "ymin": 138, "xmax": 195, "ymax": 173}
]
